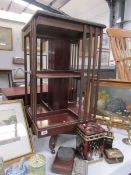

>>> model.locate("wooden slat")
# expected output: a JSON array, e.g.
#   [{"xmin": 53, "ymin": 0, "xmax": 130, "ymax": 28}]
[
  {"xmin": 89, "ymin": 27, "xmax": 99, "ymax": 118},
  {"xmin": 107, "ymin": 28, "xmax": 131, "ymax": 81},
  {"xmin": 78, "ymin": 24, "xmax": 86, "ymax": 120},
  {"xmin": 84, "ymin": 26, "xmax": 93, "ymax": 115},
  {"xmin": 31, "ymin": 18, "xmax": 37, "ymax": 123},
  {"xmin": 24, "ymin": 35, "xmax": 28, "ymax": 105},
  {"xmin": 107, "ymin": 28, "xmax": 131, "ymax": 38},
  {"xmin": 40, "ymin": 38, "xmax": 43, "ymax": 99}
]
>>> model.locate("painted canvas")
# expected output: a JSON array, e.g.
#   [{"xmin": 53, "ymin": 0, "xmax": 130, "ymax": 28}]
[{"xmin": 96, "ymin": 80, "xmax": 131, "ymax": 128}]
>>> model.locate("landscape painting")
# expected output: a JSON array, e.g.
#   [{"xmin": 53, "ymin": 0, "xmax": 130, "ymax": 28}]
[
  {"xmin": 0, "ymin": 109, "xmax": 20, "ymax": 146},
  {"xmin": 96, "ymin": 80, "xmax": 131, "ymax": 128}
]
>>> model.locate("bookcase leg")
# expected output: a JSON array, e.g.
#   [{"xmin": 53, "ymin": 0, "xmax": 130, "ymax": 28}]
[{"xmin": 49, "ymin": 135, "xmax": 58, "ymax": 154}]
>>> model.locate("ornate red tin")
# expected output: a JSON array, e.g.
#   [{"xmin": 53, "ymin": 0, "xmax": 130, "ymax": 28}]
[{"xmin": 76, "ymin": 122, "xmax": 111, "ymax": 163}]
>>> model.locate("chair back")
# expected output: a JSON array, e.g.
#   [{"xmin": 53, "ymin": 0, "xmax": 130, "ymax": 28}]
[{"xmin": 107, "ymin": 28, "xmax": 131, "ymax": 81}]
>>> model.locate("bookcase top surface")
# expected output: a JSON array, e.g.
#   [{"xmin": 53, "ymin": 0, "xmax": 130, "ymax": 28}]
[{"xmin": 23, "ymin": 10, "xmax": 106, "ymax": 32}]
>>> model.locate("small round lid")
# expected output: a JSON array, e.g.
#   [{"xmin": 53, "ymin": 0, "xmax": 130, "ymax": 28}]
[
  {"xmin": 57, "ymin": 147, "xmax": 75, "ymax": 161},
  {"xmin": 28, "ymin": 154, "xmax": 46, "ymax": 168}
]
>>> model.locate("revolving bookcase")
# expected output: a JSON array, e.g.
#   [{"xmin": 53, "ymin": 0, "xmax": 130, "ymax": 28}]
[{"xmin": 22, "ymin": 11, "xmax": 105, "ymax": 151}]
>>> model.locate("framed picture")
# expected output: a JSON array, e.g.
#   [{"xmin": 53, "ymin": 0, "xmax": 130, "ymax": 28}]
[
  {"xmin": 100, "ymin": 50, "xmax": 110, "ymax": 66},
  {"xmin": 102, "ymin": 33, "xmax": 110, "ymax": 49},
  {"xmin": 95, "ymin": 79, "xmax": 131, "ymax": 129},
  {"xmin": 0, "ymin": 26, "xmax": 12, "ymax": 50},
  {"xmin": 13, "ymin": 57, "xmax": 24, "ymax": 65},
  {"xmin": 0, "ymin": 99, "xmax": 34, "ymax": 163}
]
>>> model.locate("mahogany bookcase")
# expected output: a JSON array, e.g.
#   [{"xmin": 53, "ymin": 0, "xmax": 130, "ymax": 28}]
[{"xmin": 22, "ymin": 11, "xmax": 105, "ymax": 152}]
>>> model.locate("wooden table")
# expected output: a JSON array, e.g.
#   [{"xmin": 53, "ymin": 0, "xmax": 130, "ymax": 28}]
[
  {"xmin": 0, "ymin": 68, "xmax": 13, "ymax": 87},
  {"xmin": 1, "ymin": 85, "xmax": 48, "ymax": 104}
]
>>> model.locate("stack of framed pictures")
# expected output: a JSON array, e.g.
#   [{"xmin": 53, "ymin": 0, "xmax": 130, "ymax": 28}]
[
  {"xmin": 79, "ymin": 33, "xmax": 110, "ymax": 68},
  {"xmin": 100, "ymin": 33, "xmax": 110, "ymax": 67},
  {"xmin": 0, "ymin": 99, "xmax": 34, "ymax": 164}
]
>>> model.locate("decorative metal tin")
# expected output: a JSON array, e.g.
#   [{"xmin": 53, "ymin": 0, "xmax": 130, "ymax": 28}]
[
  {"xmin": 104, "ymin": 148, "xmax": 124, "ymax": 164},
  {"xmin": 76, "ymin": 122, "xmax": 113, "ymax": 162}
]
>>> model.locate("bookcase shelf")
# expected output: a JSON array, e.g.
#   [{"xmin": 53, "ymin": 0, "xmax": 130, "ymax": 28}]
[{"xmin": 36, "ymin": 70, "xmax": 81, "ymax": 79}]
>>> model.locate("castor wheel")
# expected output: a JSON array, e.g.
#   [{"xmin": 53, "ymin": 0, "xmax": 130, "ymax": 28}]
[
  {"xmin": 51, "ymin": 149, "xmax": 55, "ymax": 154},
  {"xmin": 49, "ymin": 135, "xmax": 58, "ymax": 154}
]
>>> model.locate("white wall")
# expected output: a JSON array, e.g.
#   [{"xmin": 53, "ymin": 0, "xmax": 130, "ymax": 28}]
[
  {"xmin": 0, "ymin": 19, "xmax": 25, "ymax": 87},
  {"xmin": 0, "ymin": 19, "xmax": 24, "ymax": 68},
  {"xmin": 124, "ymin": 0, "xmax": 131, "ymax": 29},
  {"xmin": 62, "ymin": 0, "xmax": 110, "ymax": 28},
  {"xmin": 62, "ymin": 0, "xmax": 112, "ymax": 66}
]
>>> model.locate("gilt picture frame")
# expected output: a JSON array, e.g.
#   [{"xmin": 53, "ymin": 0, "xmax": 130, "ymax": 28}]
[
  {"xmin": 96, "ymin": 79, "xmax": 131, "ymax": 129},
  {"xmin": 0, "ymin": 26, "xmax": 12, "ymax": 50},
  {"xmin": 0, "ymin": 99, "xmax": 34, "ymax": 164}
]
